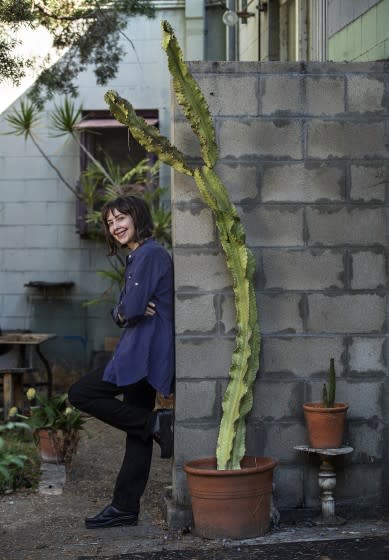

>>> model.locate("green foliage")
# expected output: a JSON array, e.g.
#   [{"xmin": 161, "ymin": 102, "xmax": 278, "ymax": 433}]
[
  {"xmin": 161, "ymin": 20, "xmax": 218, "ymax": 169},
  {"xmin": 105, "ymin": 21, "xmax": 260, "ymax": 470},
  {"xmin": 1, "ymin": 1, "xmax": 155, "ymax": 104},
  {"xmin": 4, "ymin": 100, "xmax": 42, "ymax": 139},
  {"xmin": 13, "ymin": 388, "xmax": 86, "ymax": 432},
  {"xmin": 0, "ymin": 421, "xmax": 39, "ymax": 493},
  {"xmin": 322, "ymin": 358, "xmax": 337, "ymax": 408}
]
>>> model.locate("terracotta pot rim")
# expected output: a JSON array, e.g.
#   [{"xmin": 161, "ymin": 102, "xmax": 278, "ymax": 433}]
[
  {"xmin": 183, "ymin": 455, "xmax": 277, "ymax": 476},
  {"xmin": 303, "ymin": 402, "xmax": 349, "ymax": 412}
]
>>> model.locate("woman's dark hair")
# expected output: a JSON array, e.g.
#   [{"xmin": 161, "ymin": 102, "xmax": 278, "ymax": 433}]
[{"xmin": 101, "ymin": 195, "xmax": 154, "ymax": 255}]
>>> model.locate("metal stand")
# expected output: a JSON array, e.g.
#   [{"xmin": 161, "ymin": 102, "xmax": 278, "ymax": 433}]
[{"xmin": 294, "ymin": 445, "xmax": 354, "ymax": 526}]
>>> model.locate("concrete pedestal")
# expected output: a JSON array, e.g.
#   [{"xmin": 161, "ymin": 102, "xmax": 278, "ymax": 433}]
[{"xmin": 294, "ymin": 445, "xmax": 354, "ymax": 526}]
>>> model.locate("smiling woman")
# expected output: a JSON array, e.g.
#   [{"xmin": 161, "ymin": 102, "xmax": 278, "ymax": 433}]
[{"xmin": 68, "ymin": 194, "xmax": 175, "ymax": 530}]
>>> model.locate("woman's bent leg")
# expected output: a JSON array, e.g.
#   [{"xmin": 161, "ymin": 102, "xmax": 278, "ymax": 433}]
[
  {"xmin": 69, "ymin": 371, "xmax": 157, "ymax": 515},
  {"xmin": 68, "ymin": 369, "xmax": 155, "ymax": 439}
]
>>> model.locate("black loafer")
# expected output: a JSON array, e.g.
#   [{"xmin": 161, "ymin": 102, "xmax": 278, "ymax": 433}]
[
  {"xmin": 153, "ymin": 409, "xmax": 174, "ymax": 459},
  {"xmin": 85, "ymin": 504, "xmax": 138, "ymax": 529}
]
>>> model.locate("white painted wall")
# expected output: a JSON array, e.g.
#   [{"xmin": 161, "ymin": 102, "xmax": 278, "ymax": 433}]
[{"xmin": 0, "ymin": 9, "xmax": 188, "ymax": 372}]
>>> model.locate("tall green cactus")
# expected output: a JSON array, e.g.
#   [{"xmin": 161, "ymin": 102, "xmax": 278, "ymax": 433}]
[{"xmin": 104, "ymin": 20, "xmax": 260, "ymax": 470}]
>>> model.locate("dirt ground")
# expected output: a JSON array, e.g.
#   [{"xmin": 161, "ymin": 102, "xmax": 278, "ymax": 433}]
[
  {"xmin": 2, "ymin": 417, "xmax": 389, "ymax": 560},
  {"xmin": 0, "ymin": 417, "xmax": 177, "ymax": 560}
]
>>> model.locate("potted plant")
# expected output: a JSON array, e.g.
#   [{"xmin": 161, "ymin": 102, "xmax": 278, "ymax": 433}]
[
  {"xmin": 303, "ymin": 358, "xmax": 349, "ymax": 449},
  {"xmin": 104, "ymin": 20, "xmax": 277, "ymax": 539},
  {"xmin": 11, "ymin": 388, "xmax": 86, "ymax": 465}
]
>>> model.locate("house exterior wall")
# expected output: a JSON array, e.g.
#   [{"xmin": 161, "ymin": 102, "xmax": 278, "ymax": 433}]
[
  {"xmin": 328, "ymin": 0, "xmax": 389, "ymax": 61},
  {"xmin": 171, "ymin": 60, "xmax": 389, "ymax": 520},
  {"xmin": 235, "ymin": 0, "xmax": 389, "ymax": 63},
  {"xmin": 0, "ymin": 7, "xmax": 188, "ymax": 379}
]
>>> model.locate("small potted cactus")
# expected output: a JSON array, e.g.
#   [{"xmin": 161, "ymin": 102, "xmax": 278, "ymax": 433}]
[
  {"xmin": 104, "ymin": 20, "xmax": 276, "ymax": 539},
  {"xmin": 303, "ymin": 358, "xmax": 349, "ymax": 449}
]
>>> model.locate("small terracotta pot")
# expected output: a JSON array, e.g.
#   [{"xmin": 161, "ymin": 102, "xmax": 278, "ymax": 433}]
[
  {"xmin": 184, "ymin": 455, "xmax": 277, "ymax": 539},
  {"xmin": 303, "ymin": 402, "xmax": 349, "ymax": 449},
  {"xmin": 36, "ymin": 429, "xmax": 64, "ymax": 463}
]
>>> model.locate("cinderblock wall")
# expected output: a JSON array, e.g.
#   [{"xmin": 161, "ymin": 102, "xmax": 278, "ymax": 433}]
[{"xmin": 172, "ymin": 61, "xmax": 389, "ymax": 516}]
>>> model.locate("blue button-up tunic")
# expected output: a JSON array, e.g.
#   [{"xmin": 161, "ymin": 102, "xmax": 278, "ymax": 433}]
[{"xmin": 103, "ymin": 238, "xmax": 174, "ymax": 396}]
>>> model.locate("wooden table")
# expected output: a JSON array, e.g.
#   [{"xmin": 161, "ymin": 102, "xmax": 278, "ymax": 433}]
[{"xmin": 0, "ymin": 333, "xmax": 56, "ymax": 419}]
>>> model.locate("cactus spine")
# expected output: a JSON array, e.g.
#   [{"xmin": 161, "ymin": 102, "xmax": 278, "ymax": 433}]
[
  {"xmin": 104, "ymin": 20, "xmax": 260, "ymax": 471},
  {"xmin": 322, "ymin": 358, "xmax": 336, "ymax": 408}
]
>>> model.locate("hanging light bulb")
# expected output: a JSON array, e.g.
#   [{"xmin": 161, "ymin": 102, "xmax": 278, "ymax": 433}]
[{"xmin": 222, "ymin": 9, "xmax": 239, "ymax": 27}]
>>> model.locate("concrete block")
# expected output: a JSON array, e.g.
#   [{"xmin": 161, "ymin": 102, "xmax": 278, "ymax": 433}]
[
  {"xmin": 219, "ymin": 294, "xmax": 236, "ymax": 335},
  {"xmin": 175, "ymin": 294, "xmax": 217, "ymax": 334},
  {"xmin": 307, "ymin": 121, "xmax": 386, "ymax": 159},
  {"xmin": 263, "ymin": 422, "xmax": 307, "ymax": 462},
  {"xmin": 241, "ymin": 206, "xmax": 304, "ymax": 247},
  {"xmin": 175, "ymin": 380, "xmax": 218, "ymax": 421},
  {"xmin": 175, "ymin": 338, "xmax": 235, "ymax": 379},
  {"xmin": 219, "ymin": 120, "xmax": 303, "ymax": 159},
  {"xmin": 258, "ymin": 293, "xmax": 304, "ymax": 334},
  {"xmin": 174, "ymin": 424, "xmax": 218, "ymax": 464},
  {"xmin": 172, "ymin": 171, "xmax": 200, "ymax": 203},
  {"xmin": 348, "ymin": 421, "xmax": 385, "ymax": 463},
  {"xmin": 252, "ymin": 379, "xmax": 305, "ymax": 420},
  {"xmin": 307, "ymin": 294, "xmax": 386, "ymax": 334},
  {"xmin": 351, "ymin": 251, "xmax": 386, "ymax": 289},
  {"xmin": 24, "ymin": 226, "xmax": 60, "ymax": 248},
  {"xmin": 172, "ymin": 164, "xmax": 258, "ymax": 204},
  {"xmin": 213, "ymin": 163, "xmax": 258, "ymax": 202},
  {"xmin": 306, "ymin": 207, "xmax": 386, "ymax": 245},
  {"xmin": 0, "ymin": 227, "xmax": 25, "ymax": 248},
  {"xmin": 336, "ymin": 464, "xmax": 383, "ymax": 505},
  {"xmin": 273, "ymin": 466, "xmax": 304, "ymax": 508},
  {"xmin": 262, "ymin": 249, "xmax": 344, "ymax": 290},
  {"xmin": 262, "ymin": 337, "xmax": 344, "ymax": 377},
  {"xmin": 261, "ymin": 76, "xmax": 303, "ymax": 114},
  {"xmin": 196, "ymin": 75, "xmax": 259, "ymax": 116},
  {"xmin": 305, "ymin": 76, "xmax": 345, "ymax": 115},
  {"xmin": 2, "ymin": 295, "xmax": 31, "ymax": 317},
  {"xmin": 172, "ymin": 120, "xmax": 202, "ymax": 160},
  {"xmin": 348, "ymin": 337, "xmax": 385, "ymax": 373},
  {"xmin": 350, "ymin": 164, "xmax": 386, "ymax": 202},
  {"xmin": 262, "ymin": 162, "xmax": 345, "ymax": 202},
  {"xmin": 174, "ymin": 250, "xmax": 231, "ymax": 291},
  {"xmin": 0, "ymin": 181, "xmax": 25, "ymax": 201},
  {"xmin": 55, "ymin": 226, "xmax": 81, "ymax": 249},
  {"xmin": 25, "ymin": 179, "xmax": 60, "ymax": 202},
  {"xmin": 2, "ymin": 202, "xmax": 48, "ymax": 226},
  {"xmin": 341, "ymin": 381, "xmax": 384, "ymax": 420},
  {"xmin": 0, "ymin": 271, "xmax": 26, "ymax": 294},
  {"xmin": 347, "ymin": 76, "xmax": 385, "ymax": 113},
  {"xmin": 173, "ymin": 206, "xmax": 215, "ymax": 247}
]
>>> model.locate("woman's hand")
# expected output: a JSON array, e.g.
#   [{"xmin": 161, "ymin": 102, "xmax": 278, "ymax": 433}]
[{"xmin": 144, "ymin": 301, "xmax": 156, "ymax": 316}]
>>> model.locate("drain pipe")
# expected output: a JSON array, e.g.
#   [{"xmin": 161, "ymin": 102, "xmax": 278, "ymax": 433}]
[{"xmin": 226, "ymin": 0, "xmax": 237, "ymax": 61}]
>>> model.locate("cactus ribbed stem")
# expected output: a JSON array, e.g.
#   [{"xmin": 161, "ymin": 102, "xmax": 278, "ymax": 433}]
[{"xmin": 104, "ymin": 20, "xmax": 260, "ymax": 470}]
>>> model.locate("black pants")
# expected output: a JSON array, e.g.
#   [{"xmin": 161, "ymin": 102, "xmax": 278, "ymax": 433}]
[{"xmin": 68, "ymin": 369, "xmax": 157, "ymax": 513}]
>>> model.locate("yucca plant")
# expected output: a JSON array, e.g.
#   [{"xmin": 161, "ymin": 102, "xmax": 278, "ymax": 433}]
[{"xmin": 105, "ymin": 20, "xmax": 260, "ymax": 471}]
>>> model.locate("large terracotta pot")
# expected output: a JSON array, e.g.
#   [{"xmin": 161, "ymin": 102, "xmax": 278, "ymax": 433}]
[
  {"xmin": 184, "ymin": 455, "xmax": 277, "ymax": 539},
  {"xmin": 303, "ymin": 402, "xmax": 349, "ymax": 449}
]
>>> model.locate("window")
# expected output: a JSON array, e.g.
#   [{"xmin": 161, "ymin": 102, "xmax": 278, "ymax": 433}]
[{"xmin": 75, "ymin": 109, "xmax": 158, "ymax": 237}]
